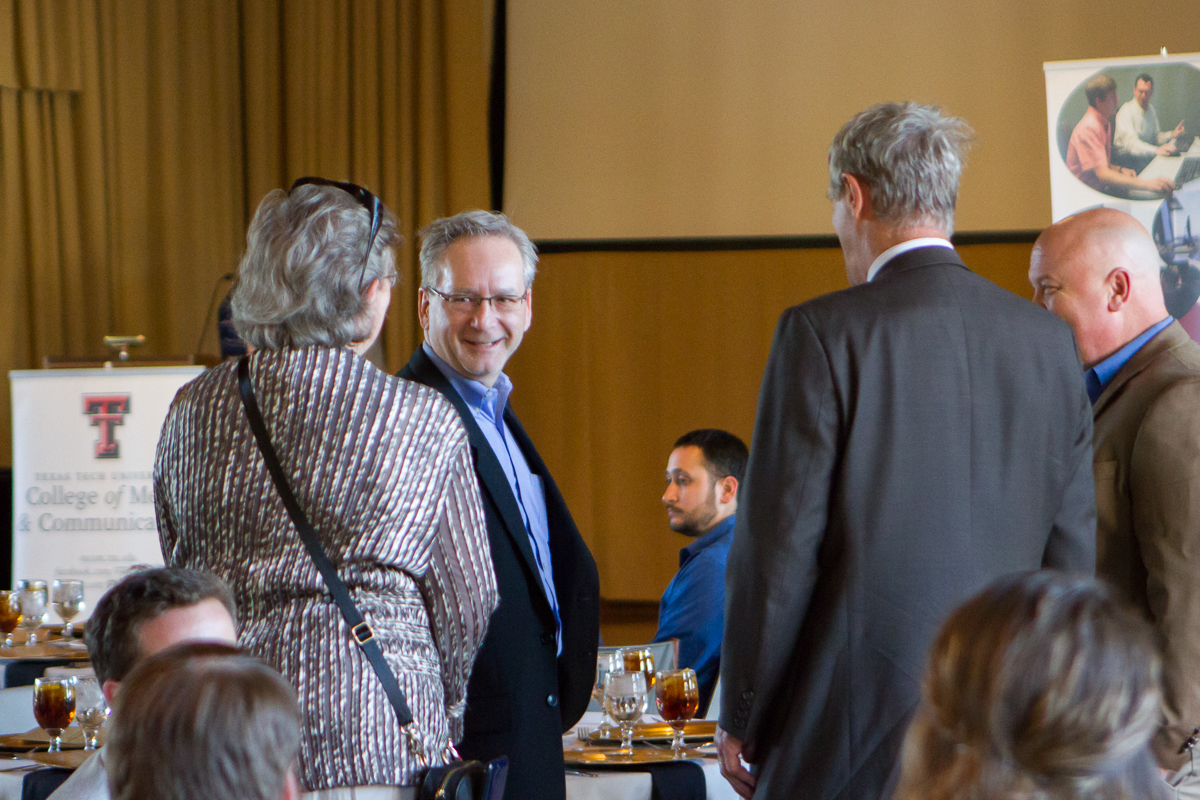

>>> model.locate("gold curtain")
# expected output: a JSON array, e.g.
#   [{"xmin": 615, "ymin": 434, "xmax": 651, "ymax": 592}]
[{"xmin": 0, "ymin": 0, "xmax": 492, "ymax": 466}]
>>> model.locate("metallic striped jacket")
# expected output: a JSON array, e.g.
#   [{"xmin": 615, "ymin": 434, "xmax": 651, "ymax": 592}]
[{"xmin": 154, "ymin": 347, "xmax": 498, "ymax": 790}]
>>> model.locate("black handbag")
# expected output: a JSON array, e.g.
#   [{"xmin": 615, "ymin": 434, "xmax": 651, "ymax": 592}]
[{"xmin": 236, "ymin": 355, "xmax": 508, "ymax": 800}]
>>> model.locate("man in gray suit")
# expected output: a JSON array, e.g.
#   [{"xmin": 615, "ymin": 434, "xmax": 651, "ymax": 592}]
[{"xmin": 715, "ymin": 102, "xmax": 1097, "ymax": 800}]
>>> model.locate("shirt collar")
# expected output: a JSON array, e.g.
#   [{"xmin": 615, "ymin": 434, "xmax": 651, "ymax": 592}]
[
  {"xmin": 681, "ymin": 514, "xmax": 736, "ymax": 567},
  {"xmin": 1086, "ymin": 317, "xmax": 1173, "ymax": 402},
  {"xmin": 866, "ymin": 238, "xmax": 954, "ymax": 282},
  {"xmin": 422, "ymin": 342, "xmax": 513, "ymax": 421}
]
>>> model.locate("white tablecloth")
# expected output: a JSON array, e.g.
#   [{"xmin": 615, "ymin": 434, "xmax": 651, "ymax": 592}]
[
  {"xmin": 0, "ymin": 759, "xmax": 45, "ymax": 799},
  {"xmin": 564, "ymin": 713, "xmax": 738, "ymax": 800}
]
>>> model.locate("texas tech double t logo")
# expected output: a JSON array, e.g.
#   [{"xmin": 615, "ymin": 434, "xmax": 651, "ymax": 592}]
[{"xmin": 83, "ymin": 395, "xmax": 130, "ymax": 459}]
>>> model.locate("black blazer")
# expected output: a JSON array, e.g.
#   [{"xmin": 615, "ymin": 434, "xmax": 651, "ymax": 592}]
[
  {"xmin": 720, "ymin": 247, "xmax": 1097, "ymax": 800},
  {"xmin": 400, "ymin": 347, "xmax": 600, "ymax": 800}
]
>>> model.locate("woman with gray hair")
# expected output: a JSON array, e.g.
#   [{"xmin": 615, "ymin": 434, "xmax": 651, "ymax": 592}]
[
  {"xmin": 895, "ymin": 571, "xmax": 1166, "ymax": 800},
  {"xmin": 154, "ymin": 179, "xmax": 498, "ymax": 796}
]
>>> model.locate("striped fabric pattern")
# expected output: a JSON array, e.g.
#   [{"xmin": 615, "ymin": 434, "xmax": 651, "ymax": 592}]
[{"xmin": 154, "ymin": 347, "xmax": 498, "ymax": 790}]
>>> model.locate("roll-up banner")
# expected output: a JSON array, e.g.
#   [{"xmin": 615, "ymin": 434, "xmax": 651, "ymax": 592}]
[
  {"xmin": 9, "ymin": 366, "xmax": 203, "ymax": 620},
  {"xmin": 1045, "ymin": 52, "xmax": 1200, "ymax": 338}
]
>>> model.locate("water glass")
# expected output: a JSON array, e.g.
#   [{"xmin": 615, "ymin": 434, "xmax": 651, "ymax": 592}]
[
  {"xmin": 17, "ymin": 581, "xmax": 48, "ymax": 646},
  {"xmin": 603, "ymin": 671, "xmax": 647, "ymax": 755},
  {"xmin": 73, "ymin": 676, "xmax": 107, "ymax": 750},
  {"xmin": 52, "ymin": 580, "xmax": 85, "ymax": 637}
]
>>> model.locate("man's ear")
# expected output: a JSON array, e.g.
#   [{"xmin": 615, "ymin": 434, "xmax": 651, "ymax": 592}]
[
  {"xmin": 842, "ymin": 174, "xmax": 873, "ymax": 223},
  {"xmin": 417, "ymin": 288, "xmax": 432, "ymax": 332},
  {"xmin": 102, "ymin": 679, "xmax": 120, "ymax": 706},
  {"xmin": 1106, "ymin": 268, "xmax": 1132, "ymax": 311},
  {"xmin": 717, "ymin": 476, "xmax": 739, "ymax": 506}
]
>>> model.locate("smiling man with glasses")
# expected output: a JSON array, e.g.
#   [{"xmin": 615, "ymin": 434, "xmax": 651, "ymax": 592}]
[{"xmin": 399, "ymin": 210, "xmax": 599, "ymax": 800}]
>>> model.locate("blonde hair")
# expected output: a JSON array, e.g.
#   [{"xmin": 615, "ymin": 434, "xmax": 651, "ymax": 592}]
[{"xmin": 895, "ymin": 571, "xmax": 1164, "ymax": 800}]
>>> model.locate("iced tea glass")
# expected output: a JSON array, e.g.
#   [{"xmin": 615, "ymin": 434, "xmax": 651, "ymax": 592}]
[
  {"xmin": 655, "ymin": 668, "xmax": 700, "ymax": 758},
  {"xmin": 0, "ymin": 591, "xmax": 21, "ymax": 647},
  {"xmin": 33, "ymin": 677, "xmax": 76, "ymax": 752},
  {"xmin": 619, "ymin": 647, "xmax": 656, "ymax": 691}
]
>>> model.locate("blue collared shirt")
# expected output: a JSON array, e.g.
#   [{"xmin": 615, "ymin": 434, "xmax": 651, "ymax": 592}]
[
  {"xmin": 1085, "ymin": 317, "xmax": 1173, "ymax": 403},
  {"xmin": 653, "ymin": 514, "xmax": 736, "ymax": 711},
  {"xmin": 423, "ymin": 343, "xmax": 561, "ymax": 653}
]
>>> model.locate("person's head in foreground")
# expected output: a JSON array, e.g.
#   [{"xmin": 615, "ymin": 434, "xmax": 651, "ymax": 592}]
[
  {"xmin": 894, "ymin": 571, "xmax": 1165, "ymax": 800},
  {"xmin": 826, "ymin": 101, "xmax": 973, "ymax": 285},
  {"xmin": 107, "ymin": 642, "xmax": 302, "ymax": 800},
  {"xmin": 84, "ymin": 566, "xmax": 238, "ymax": 704},
  {"xmin": 1029, "ymin": 208, "xmax": 1169, "ymax": 368},
  {"xmin": 232, "ymin": 177, "xmax": 403, "ymax": 355}
]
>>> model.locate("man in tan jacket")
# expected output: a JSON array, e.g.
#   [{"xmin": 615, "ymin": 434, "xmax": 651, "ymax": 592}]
[{"xmin": 1031, "ymin": 207, "xmax": 1200, "ymax": 794}]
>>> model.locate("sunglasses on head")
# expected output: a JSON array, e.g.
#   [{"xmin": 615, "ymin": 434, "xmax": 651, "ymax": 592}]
[{"xmin": 289, "ymin": 176, "xmax": 384, "ymax": 292}]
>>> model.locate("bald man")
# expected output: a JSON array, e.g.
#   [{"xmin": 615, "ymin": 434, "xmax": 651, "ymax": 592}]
[{"xmin": 1031, "ymin": 208, "xmax": 1200, "ymax": 794}]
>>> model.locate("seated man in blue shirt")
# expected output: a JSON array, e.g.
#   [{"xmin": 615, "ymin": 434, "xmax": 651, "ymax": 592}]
[{"xmin": 654, "ymin": 428, "xmax": 747, "ymax": 712}]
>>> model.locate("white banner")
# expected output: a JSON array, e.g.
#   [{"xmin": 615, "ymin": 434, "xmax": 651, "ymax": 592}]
[
  {"xmin": 1045, "ymin": 53, "xmax": 1200, "ymax": 338},
  {"xmin": 9, "ymin": 366, "xmax": 204, "ymax": 618}
]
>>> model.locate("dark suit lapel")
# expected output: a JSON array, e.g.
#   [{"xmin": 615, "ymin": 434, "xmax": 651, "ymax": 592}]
[
  {"xmin": 1094, "ymin": 321, "xmax": 1188, "ymax": 418},
  {"xmin": 400, "ymin": 348, "xmax": 547, "ymax": 594}
]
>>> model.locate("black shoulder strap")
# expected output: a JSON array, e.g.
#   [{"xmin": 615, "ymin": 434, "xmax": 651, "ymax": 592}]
[{"xmin": 236, "ymin": 355, "xmax": 415, "ymax": 727}]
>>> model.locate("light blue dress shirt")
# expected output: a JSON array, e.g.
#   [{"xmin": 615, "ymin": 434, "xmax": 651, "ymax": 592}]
[
  {"xmin": 1085, "ymin": 317, "xmax": 1173, "ymax": 403},
  {"xmin": 422, "ymin": 343, "xmax": 562, "ymax": 653}
]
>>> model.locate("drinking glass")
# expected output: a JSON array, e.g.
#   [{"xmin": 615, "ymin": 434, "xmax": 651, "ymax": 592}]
[
  {"xmin": 52, "ymin": 580, "xmax": 85, "ymax": 638},
  {"xmin": 17, "ymin": 581, "xmax": 48, "ymax": 646},
  {"xmin": 33, "ymin": 677, "xmax": 76, "ymax": 752},
  {"xmin": 619, "ymin": 647, "xmax": 656, "ymax": 691},
  {"xmin": 592, "ymin": 651, "xmax": 619, "ymax": 733},
  {"xmin": 655, "ymin": 668, "xmax": 700, "ymax": 758},
  {"xmin": 73, "ymin": 677, "xmax": 107, "ymax": 750},
  {"xmin": 0, "ymin": 591, "xmax": 21, "ymax": 647},
  {"xmin": 603, "ymin": 671, "xmax": 647, "ymax": 755}
]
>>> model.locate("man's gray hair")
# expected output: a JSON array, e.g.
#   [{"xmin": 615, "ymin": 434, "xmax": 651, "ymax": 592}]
[
  {"xmin": 232, "ymin": 184, "xmax": 401, "ymax": 350},
  {"xmin": 418, "ymin": 210, "xmax": 537, "ymax": 290},
  {"xmin": 827, "ymin": 102, "xmax": 973, "ymax": 234}
]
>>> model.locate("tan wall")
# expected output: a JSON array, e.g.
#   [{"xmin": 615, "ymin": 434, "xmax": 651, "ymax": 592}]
[
  {"xmin": 506, "ymin": 0, "xmax": 1196, "ymax": 239},
  {"xmin": 506, "ymin": 241, "xmax": 1038, "ymax": 602}
]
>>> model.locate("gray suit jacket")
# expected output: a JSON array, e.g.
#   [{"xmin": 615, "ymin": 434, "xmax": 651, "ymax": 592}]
[{"xmin": 720, "ymin": 246, "xmax": 1096, "ymax": 800}]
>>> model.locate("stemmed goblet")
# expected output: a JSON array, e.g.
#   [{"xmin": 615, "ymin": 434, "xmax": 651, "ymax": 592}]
[
  {"xmin": 33, "ymin": 677, "xmax": 76, "ymax": 752},
  {"xmin": 17, "ymin": 580, "xmax": 48, "ymax": 646},
  {"xmin": 0, "ymin": 591, "xmax": 21, "ymax": 647},
  {"xmin": 655, "ymin": 668, "xmax": 700, "ymax": 758},
  {"xmin": 52, "ymin": 580, "xmax": 85, "ymax": 638},
  {"xmin": 619, "ymin": 647, "xmax": 656, "ymax": 692},
  {"xmin": 592, "ymin": 651, "xmax": 619, "ymax": 734},
  {"xmin": 73, "ymin": 677, "xmax": 107, "ymax": 750},
  {"xmin": 603, "ymin": 671, "xmax": 647, "ymax": 755}
]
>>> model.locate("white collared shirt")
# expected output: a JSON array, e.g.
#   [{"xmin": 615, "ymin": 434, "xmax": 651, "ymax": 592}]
[{"xmin": 866, "ymin": 237, "xmax": 954, "ymax": 282}]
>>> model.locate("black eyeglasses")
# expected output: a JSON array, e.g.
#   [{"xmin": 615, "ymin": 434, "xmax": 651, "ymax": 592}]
[{"xmin": 289, "ymin": 176, "xmax": 383, "ymax": 291}]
